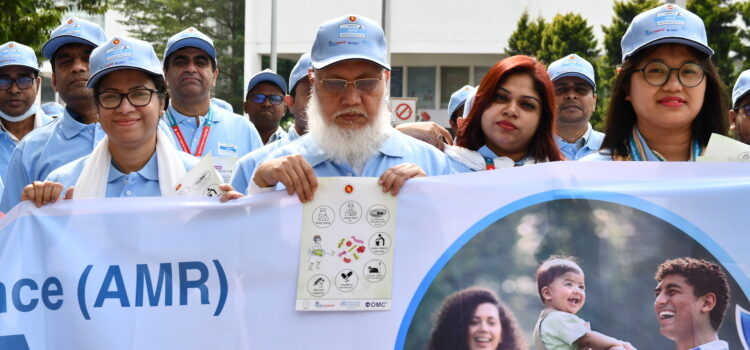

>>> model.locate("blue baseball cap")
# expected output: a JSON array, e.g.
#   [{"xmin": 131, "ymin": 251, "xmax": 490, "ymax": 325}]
[
  {"xmin": 621, "ymin": 3, "xmax": 713, "ymax": 63},
  {"xmin": 289, "ymin": 53, "xmax": 312, "ymax": 95},
  {"xmin": 246, "ymin": 68, "xmax": 287, "ymax": 96},
  {"xmin": 448, "ymin": 85, "xmax": 474, "ymax": 118},
  {"xmin": 311, "ymin": 15, "xmax": 389, "ymax": 70},
  {"xmin": 0, "ymin": 42, "xmax": 39, "ymax": 72},
  {"xmin": 462, "ymin": 87, "xmax": 478, "ymax": 118},
  {"xmin": 163, "ymin": 27, "xmax": 216, "ymax": 66},
  {"xmin": 87, "ymin": 37, "xmax": 163, "ymax": 88},
  {"xmin": 42, "ymin": 17, "xmax": 107, "ymax": 60},
  {"xmin": 732, "ymin": 70, "xmax": 750, "ymax": 109},
  {"xmin": 548, "ymin": 54, "xmax": 596, "ymax": 90}
]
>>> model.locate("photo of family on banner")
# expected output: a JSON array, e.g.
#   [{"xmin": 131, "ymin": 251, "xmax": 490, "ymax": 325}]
[{"xmin": 0, "ymin": 162, "xmax": 749, "ymax": 349}]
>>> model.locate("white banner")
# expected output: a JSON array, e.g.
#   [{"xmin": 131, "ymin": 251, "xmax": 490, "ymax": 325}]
[{"xmin": 1, "ymin": 162, "xmax": 749, "ymax": 349}]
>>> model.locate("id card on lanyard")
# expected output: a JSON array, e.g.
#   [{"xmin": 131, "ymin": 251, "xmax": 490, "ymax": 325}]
[
  {"xmin": 166, "ymin": 107, "xmax": 214, "ymax": 157},
  {"xmin": 628, "ymin": 129, "xmax": 703, "ymax": 161}
]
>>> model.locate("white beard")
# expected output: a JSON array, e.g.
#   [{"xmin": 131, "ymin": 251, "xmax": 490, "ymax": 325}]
[{"xmin": 306, "ymin": 87, "xmax": 393, "ymax": 170}]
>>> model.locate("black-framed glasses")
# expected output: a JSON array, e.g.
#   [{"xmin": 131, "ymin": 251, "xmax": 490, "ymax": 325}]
[
  {"xmin": 636, "ymin": 61, "xmax": 705, "ymax": 88},
  {"xmin": 0, "ymin": 77, "xmax": 34, "ymax": 90},
  {"xmin": 319, "ymin": 78, "xmax": 381, "ymax": 94},
  {"xmin": 735, "ymin": 103, "xmax": 750, "ymax": 116},
  {"xmin": 96, "ymin": 89, "xmax": 160, "ymax": 109},
  {"xmin": 250, "ymin": 93, "xmax": 284, "ymax": 105}
]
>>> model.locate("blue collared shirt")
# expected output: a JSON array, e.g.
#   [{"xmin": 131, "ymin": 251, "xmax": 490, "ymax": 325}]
[
  {"xmin": 46, "ymin": 151, "xmax": 198, "ymax": 198},
  {"xmin": 557, "ymin": 123, "xmax": 605, "ymax": 160},
  {"xmin": 449, "ymin": 145, "xmax": 535, "ymax": 172},
  {"xmin": 230, "ymin": 126, "xmax": 302, "ymax": 195},
  {"xmin": 690, "ymin": 340, "xmax": 728, "ymax": 350},
  {"xmin": 0, "ymin": 109, "xmax": 54, "ymax": 179},
  {"xmin": 257, "ymin": 129, "xmax": 454, "ymax": 190},
  {"xmin": 0, "ymin": 107, "xmax": 106, "ymax": 212},
  {"xmin": 266, "ymin": 126, "xmax": 288, "ymax": 145},
  {"xmin": 163, "ymin": 105, "xmax": 263, "ymax": 160}
]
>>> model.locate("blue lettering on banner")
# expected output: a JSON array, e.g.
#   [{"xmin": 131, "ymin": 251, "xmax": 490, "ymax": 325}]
[
  {"xmin": 135, "ymin": 263, "xmax": 172, "ymax": 307},
  {"xmin": 0, "ymin": 277, "xmax": 63, "ymax": 314}
]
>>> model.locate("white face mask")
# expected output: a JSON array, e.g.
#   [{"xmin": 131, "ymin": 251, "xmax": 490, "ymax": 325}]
[{"xmin": 0, "ymin": 104, "xmax": 37, "ymax": 122}]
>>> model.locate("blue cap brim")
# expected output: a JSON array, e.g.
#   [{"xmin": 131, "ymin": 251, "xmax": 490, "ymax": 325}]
[
  {"xmin": 625, "ymin": 37, "xmax": 713, "ymax": 62},
  {"xmin": 42, "ymin": 36, "xmax": 98, "ymax": 60},
  {"xmin": 552, "ymin": 72, "xmax": 596, "ymax": 90},
  {"xmin": 163, "ymin": 39, "xmax": 217, "ymax": 65},
  {"xmin": 246, "ymin": 73, "xmax": 288, "ymax": 95},
  {"xmin": 734, "ymin": 91, "xmax": 750, "ymax": 109},
  {"xmin": 311, "ymin": 55, "xmax": 390, "ymax": 71},
  {"xmin": 87, "ymin": 66, "xmax": 162, "ymax": 88}
]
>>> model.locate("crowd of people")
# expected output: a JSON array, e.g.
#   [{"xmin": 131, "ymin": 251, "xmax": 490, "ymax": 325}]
[
  {"xmin": 0, "ymin": 3, "xmax": 748, "ymax": 209},
  {"xmin": 0, "ymin": 4, "xmax": 742, "ymax": 350}
]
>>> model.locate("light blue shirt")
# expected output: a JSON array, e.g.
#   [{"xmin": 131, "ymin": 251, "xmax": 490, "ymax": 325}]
[
  {"xmin": 164, "ymin": 105, "xmax": 263, "ymax": 160},
  {"xmin": 0, "ymin": 176, "xmax": 4, "ymax": 201},
  {"xmin": 557, "ymin": 123, "xmax": 604, "ymax": 160},
  {"xmin": 46, "ymin": 151, "xmax": 198, "ymax": 198},
  {"xmin": 579, "ymin": 127, "xmax": 659, "ymax": 162},
  {"xmin": 261, "ymin": 129, "xmax": 454, "ymax": 187},
  {"xmin": 0, "ymin": 110, "xmax": 54, "ymax": 179},
  {"xmin": 230, "ymin": 126, "xmax": 302, "ymax": 194},
  {"xmin": 266, "ymin": 126, "xmax": 288, "ymax": 145},
  {"xmin": 0, "ymin": 107, "xmax": 106, "ymax": 212}
]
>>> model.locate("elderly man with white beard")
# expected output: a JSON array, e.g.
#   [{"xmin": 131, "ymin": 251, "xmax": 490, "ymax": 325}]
[{"xmin": 249, "ymin": 15, "xmax": 454, "ymax": 202}]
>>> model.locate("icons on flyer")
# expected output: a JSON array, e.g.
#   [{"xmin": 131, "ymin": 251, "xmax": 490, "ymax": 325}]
[
  {"xmin": 367, "ymin": 204, "xmax": 389, "ymax": 227},
  {"xmin": 344, "ymin": 184, "xmax": 354, "ymax": 193},
  {"xmin": 312, "ymin": 205, "xmax": 335, "ymax": 228},
  {"xmin": 363, "ymin": 260, "xmax": 386, "ymax": 283},
  {"xmin": 339, "ymin": 200, "xmax": 362, "ymax": 224},
  {"xmin": 335, "ymin": 269, "xmax": 358, "ymax": 292},
  {"xmin": 368, "ymin": 232, "xmax": 391, "ymax": 255},
  {"xmin": 307, "ymin": 274, "xmax": 330, "ymax": 297}
]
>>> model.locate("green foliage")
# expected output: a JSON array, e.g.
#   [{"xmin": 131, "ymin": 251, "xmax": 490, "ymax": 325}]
[
  {"xmin": 505, "ymin": 10, "xmax": 546, "ymax": 58},
  {"xmin": 739, "ymin": 1, "xmax": 750, "ymax": 73},
  {"xmin": 538, "ymin": 13, "xmax": 599, "ymax": 65},
  {"xmin": 687, "ymin": 0, "xmax": 741, "ymax": 90},
  {"xmin": 113, "ymin": 0, "xmax": 246, "ymax": 112},
  {"xmin": 0, "ymin": 0, "xmax": 108, "ymax": 60}
]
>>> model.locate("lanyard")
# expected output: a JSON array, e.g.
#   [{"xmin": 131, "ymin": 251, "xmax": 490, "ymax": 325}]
[
  {"xmin": 628, "ymin": 128, "xmax": 702, "ymax": 161},
  {"xmin": 166, "ymin": 107, "xmax": 214, "ymax": 157}
]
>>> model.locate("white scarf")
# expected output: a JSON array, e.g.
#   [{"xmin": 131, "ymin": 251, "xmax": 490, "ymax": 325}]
[
  {"xmin": 444, "ymin": 144, "xmax": 536, "ymax": 171},
  {"xmin": 0, "ymin": 104, "xmax": 37, "ymax": 122},
  {"xmin": 73, "ymin": 128, "xmax": 187, "ymax": 199}
]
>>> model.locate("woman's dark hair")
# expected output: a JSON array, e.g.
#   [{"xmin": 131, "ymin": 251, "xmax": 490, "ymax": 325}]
[
  {"xmin": 93, "ymin": 71, "xmax": 169, "ymax": 111},
  {"xmin": 600, "ymin": 45, "xmax": 729, "ymax": 158},
  {"xmin": 427, "ymin": 287, "xmax": 526, "ymax": 350},
  {"xmin": 456, "ymin": 55, "xmax": 562, "ymax": 162}
]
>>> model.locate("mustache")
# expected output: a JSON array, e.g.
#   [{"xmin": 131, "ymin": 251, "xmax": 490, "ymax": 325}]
[{"xmin": 333, "ymin": 107, "xmax": 368, "ymax": 119}]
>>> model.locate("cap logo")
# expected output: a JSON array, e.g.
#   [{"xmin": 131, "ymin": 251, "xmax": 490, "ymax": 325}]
[
  {"xmin": 188, "ymin": 28, "xmax": 194, "ymax": 32},
  {"xmin": 8, "ymin": 44, "xmax": 13, "ymax": 48},
  {"xmin": 569, "ymin": 55, "xmax": 575, "ymax": 59},
  {"xmin": 113, "ymin": 38, "xmax": 120, "ymax": 45},
  {"xmin": 666, "ymin": 4, "xmax": 674, "ymax": 9},
  {"xmin": 67, "ymin": 19, "xmax": 74, "ymax": 24},
  {"xmin": 349, "ymin": 16, "xmax": 357, "ymax": 22}
]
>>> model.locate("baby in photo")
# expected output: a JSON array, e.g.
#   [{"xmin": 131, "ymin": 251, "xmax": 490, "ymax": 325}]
[{"xmin": 533, "ymin": 257, "xmax": 636, "ymax": 350}]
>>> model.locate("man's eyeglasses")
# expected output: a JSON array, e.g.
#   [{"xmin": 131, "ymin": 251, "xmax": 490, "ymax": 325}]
[
  {"xmin": 0, "ymin": 77, "xmax": 34, "ymax": 90},
  {"xmin": 319, "ymin": 78, "xmax": 381, "ymax": 94},
  {"xmin": 636, "ymin": 61, "xmax": 705, "ymax": 88},
  {"xmin": 97, "ymin": 89, "xmax": 160, "ymax": 109},
  {"xmin": 735, "ymin": 103, "xmax": 750, "ymax": 117},
  {"xmin": 250, "ymin": 93, "xmax": 284, "ymax": 105}
]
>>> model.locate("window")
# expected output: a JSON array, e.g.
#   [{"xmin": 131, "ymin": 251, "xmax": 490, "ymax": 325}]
[
  {"xmin": 474, "ymin": 66, "xmax": 490, "ymax": 86},
  {"xmin": 390, "ymin": 67, "xmax": 403, "ymax": 97},
  {"xmin": 407, "ymin": 67, "xmax": 436, "ymax": 110},
  {"xmin": 440, "ymin": 67, "xmax": 469, "ymax": 108}
]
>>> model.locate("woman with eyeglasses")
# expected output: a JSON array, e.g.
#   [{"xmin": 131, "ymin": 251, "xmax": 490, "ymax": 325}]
[
  {"xmin": 445, "ymin": 55, "xmax": 563, "ymax": 172},
  {"xmin": 582, "ymin": 4, "xmax": 728, "ymax": 162},
  {"xmin": 21, "ymin": 37, "xmax": 240, "ymax": 206}
]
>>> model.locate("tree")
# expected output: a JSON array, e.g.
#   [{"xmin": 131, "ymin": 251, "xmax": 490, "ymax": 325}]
[
  {"xmin": 505, "ymin": 10, "xmax": 546, "ymax": 58},
  {"xmin": 538, "ymin": 13, "xmax": 599, "ymax": 65},
  {"xmin": 0, "ymin": 0, "xmax": 108, "ymax": 60},
  {"xmin": 598, "ymin": 0, "xmax": 660, "ymax": 131},
  {"xmin": 112, "ymin": 0, "xmax": 246, "ymax": 112},
  {"xmin": 687, "ymin": 0, "xmax": 741, "ymax": 92},
  {"xmin": 738, "ymin": 1, "xmax": 750, "ymax": 73}
]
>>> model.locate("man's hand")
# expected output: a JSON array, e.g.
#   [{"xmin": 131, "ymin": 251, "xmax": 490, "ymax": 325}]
[
  {"xmin": 396, "ymin": 122, "xmax": 452, "ymax": 151},
  {"xmin": 218, "ymin": 184, "xmax": 244, "ymax": 202},
  {"xmin": 378, "ymin": 163, "xmax": 425, "ymax": 196},
  {"xmin": 20, "ymin": 181, "xmax": 70, "ymax": 208},
  {"xmin": 253, "ymin": 155, "xmax": 318, "ymax": 202}
]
